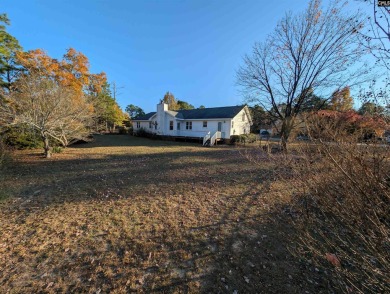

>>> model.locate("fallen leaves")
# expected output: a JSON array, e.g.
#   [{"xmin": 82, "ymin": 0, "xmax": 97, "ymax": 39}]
[
  {"xmin": 325, "ymin": 253, "xmax": 341, "ymax": 267},
  {"xmin": 0, "ymin": 135, "xmax": 339, "ymax": 293}
]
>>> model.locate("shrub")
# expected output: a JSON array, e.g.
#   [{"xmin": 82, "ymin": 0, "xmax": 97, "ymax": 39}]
[
  {"xmin": 245, "ymin": 133, "xmax": 257, "ymax": 143},
  {"xmin": 52, "ymin": 146, "xmax": 63, "ymax": 153},
  {"xmin": 4, "ymin": 126, "xmax": 42, "ymax": 149},
  {"xmin": 281, "ymin": 115, "xmax": 390, "ymax": 293},
  {"xmin": 230, "ymin": 134, "xmax": 257, "ymax": 144},
  {"xmin": 229, "ymin": 135, "xmax": 240, "ymax": 144},
  {"xmin": 118, "ymin": 126, "xmax": 128, "ymax": 134},
  {"xmin": 134, "ymin": 128, "xmax": 150, "ymax": 138}
]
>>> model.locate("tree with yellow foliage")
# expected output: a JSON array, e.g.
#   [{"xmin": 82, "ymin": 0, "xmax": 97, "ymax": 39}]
[
  {"xmin": 162, "ymin": 91, "xmax": 179, "ymax": 110},
  {"xmin": 92, "ymin": 82, "xmax": 127, "ymax": 132},
  {"xmin": 329, "ymin": 86, "xmax": 354, "ymax": 112}
]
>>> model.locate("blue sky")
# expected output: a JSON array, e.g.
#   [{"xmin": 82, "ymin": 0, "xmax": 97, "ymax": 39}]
[{"xmin": 3, "ymin": 0, "xmax": 364, "ymax": 113}]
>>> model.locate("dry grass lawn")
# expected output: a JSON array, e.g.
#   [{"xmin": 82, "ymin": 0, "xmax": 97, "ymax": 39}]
[{"xmin": 0, "ymin": 135, "xmax": 337, "ymax": 293}]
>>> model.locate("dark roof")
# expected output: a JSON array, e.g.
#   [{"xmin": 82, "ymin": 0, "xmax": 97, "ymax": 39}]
[
  {"xmin": 177, "ymin": 106, "xmax": 245, "ymax": 119},
  {"xmin": 132, "ymin": 106, "xmax": 247, "ymax": 120},
  {"xmin": 133, "ymin": 112, "xmax": 156, "ymax": 120}
]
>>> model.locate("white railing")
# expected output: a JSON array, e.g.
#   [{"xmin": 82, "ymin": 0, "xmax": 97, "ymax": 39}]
[
  {"xmin": 210, "ymin": 131, "xmax": 221, "ymax": 146},
  {"xmin": 203, "ymin": 131, "xmax": 211, "ymax": 146},
  {"xmin": 210, "ymin": 133, "xmax": 216, "ymax": 146}
]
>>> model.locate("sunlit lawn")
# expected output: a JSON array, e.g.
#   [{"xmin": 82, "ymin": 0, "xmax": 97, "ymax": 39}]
[{"xmin": 0, "ymin": 135, "xmax": 334, "ymax": 293}]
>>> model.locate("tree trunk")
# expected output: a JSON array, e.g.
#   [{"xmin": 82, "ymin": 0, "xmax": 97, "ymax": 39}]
[
  {"xmin": 42, "ymin": 133, "xmax": 51, "ymax": 158},
  {"xmin": 280, "ymin": 116, "xmax": 295, "ymax": 153}
]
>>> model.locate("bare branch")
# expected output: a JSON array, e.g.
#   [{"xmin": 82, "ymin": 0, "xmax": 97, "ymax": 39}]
[{"xmin": 237, "ymin": 0, "xmax": 366, "ymax": 150}]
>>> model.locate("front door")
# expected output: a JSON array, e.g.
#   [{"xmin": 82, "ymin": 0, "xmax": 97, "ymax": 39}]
[{"xmin": 218, "ymin": 122, "xmax": 222, "ymax": 132}]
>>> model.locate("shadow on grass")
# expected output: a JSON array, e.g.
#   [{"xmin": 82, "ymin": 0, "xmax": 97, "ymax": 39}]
[
  {"xmin": 71, "ymin": 134, "xmax": 202, "ymax": 149},
  {"xmin": 5, "ymin": 143, "xmax": 247, "ymax": 208},
  {"xmin": 0, "ymin": 135, "xmax": 338, "ymax": 293},
  {"xmin": 136, "ymin": 182, "xmax": 337, "ymax": 293}
]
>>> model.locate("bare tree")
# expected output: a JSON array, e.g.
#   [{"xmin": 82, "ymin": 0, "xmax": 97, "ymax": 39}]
[
  {"xmin": 356, "ymin": 0, "xmax": 390, "ymax": 70},
  {"xmin": 111, "ymin": 81, "xmax": 124, "ymax": 100},
  {"xmin": 237, "ymin": 0, "xmax": 365, "ymax": 151},
  {"xmin": 0, "ymin": 72, "xmax": 93, "ymax": 158},
  {"xmin": 355, "ymin": 0, "xmax": 390, "ymax": 108}
]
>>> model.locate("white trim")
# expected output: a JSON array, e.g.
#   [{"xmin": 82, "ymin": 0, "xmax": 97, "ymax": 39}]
[{"xmin": 175, "ymin": 118, "xmax": 233, "ymax": 121}]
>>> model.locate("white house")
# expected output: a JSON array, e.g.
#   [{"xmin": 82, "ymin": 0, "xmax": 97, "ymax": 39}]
[{"xmin": 132, "ymin": 103, "xmax": 253, "ymax": 145}]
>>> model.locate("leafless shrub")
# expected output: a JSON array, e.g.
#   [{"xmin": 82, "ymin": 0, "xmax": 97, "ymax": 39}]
[
  {"xmin": 282, "ymin": 115, "xmax": 390, "ymax": 293},
  {"xmin": 240, "ymin": 109, "xmax": 389, "ymax": 292}
]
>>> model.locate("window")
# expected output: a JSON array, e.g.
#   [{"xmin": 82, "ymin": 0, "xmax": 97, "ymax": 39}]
[
  {"xmin": 186, "ymin": 121, "xmax": 192, "ymax": 130},
  {"xmin": 232, "ymin": 121, "xmax": 234, "ymax": 128},
  {"xmin": 242, "ymin": 113, "xmax": 245, "ymax": 121},
  {"xmin": 149, "ymin": 122, "xmax": 152, "ymax": 128},
  {"xmin": 177, "ymin": 122, "xmax": 180, "ymax": 130},
  {"xmin": 154, "ymin": 121, "xmax": 157, "ymax": 130},
  {"xmin": 136, "ymin": 122, "xmax": 140, "ymax": 128},
  {"xmin": 169, "ymin": 120, "xmax": 173, "ymax": 130},
  {"xmin": 203, "ymin": 121, "xmax": 207, "ymax": 128}
]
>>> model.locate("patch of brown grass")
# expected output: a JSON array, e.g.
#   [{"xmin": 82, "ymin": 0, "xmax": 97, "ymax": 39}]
[
  {"xmin": 0, "ymin": 135, "xmax": 336, "ymax": 293},
  {"xmin": 286, "ymin": 140, "xmax": 390, "ymax": 293}
]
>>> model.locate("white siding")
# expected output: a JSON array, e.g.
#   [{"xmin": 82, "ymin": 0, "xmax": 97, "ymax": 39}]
[
  {"xmin": 133, "ymin": 120, "xmax": 156, "ymax": 133},
  {"xmin": 133, "ymin": 104, "xmax": 252, "ymax": 139},
  {"xmin": 137, "ymin": 121, "xmax": 149, "ymax": 130},
  {"xmin": 230, "ymin": 109, "xmax": 251, "ymax": 136},
  {"xmin": 175, "ymin": 119, "xmax": 232, "ymax": 138}
]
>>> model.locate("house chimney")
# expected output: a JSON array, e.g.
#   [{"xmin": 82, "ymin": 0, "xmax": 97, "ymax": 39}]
[
  {"xmin": 156, "ymin": 102, "xmax": 168, "ymax": 133},
  {"xmin": 157, "ymin": 102, "xmax": 168, "ymax": 112}
]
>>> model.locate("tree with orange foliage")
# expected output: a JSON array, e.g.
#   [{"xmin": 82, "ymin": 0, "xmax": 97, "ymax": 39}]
[
  {"xmin": 0, "ymin": 48, "xmax": 111, "ymax": 157},
  {"xmin": 87, "ymin": 72, "xmax": 107, "ymax": 97},
  {"xmin": 310, "ymin": 109, "xmax": 386, "ymax": 140},
  {"xmin": 1, "ymin": 46, "xmax": 126, "ymax": 153},
  {"xmin": 16, "ymin": 48, "xmax": 106, "ymax": 97},
  {"xmin": 0, "ymin": 71, "xmax": 93, "ymax": 158},
  {"xmin": 15, "ymin": 48, "xmax": 124, "ymax": 133}
]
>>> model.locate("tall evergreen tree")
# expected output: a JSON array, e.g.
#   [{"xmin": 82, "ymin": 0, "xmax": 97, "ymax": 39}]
[{"xmin": 0, "ymin": 13, "xmax": 22, "ymax": 92}]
